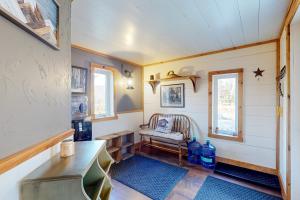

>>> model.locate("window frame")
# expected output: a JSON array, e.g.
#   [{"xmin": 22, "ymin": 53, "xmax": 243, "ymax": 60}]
[
  {"xmin": 208, "ymin": 68, "xmax": 244, "ymax": 142},
  {"xmin": 90, "ymin": 63, "xmax": 118, "ymax": 121}
]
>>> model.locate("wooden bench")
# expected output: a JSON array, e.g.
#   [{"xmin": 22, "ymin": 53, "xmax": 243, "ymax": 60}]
[{"xmin": 139, "ymin": 113, "xmax": 191, "ymax": 165}]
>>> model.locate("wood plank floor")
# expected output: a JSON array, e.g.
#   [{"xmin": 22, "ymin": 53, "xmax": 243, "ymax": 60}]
[{"xmin": 110, "ymin": 147, "xmax": 282, "ymax": 200}]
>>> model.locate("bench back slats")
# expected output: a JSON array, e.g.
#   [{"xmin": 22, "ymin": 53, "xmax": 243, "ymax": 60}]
[{"xmin": 147, "ymin": 113, "xmax": 191, "ymax": 140}]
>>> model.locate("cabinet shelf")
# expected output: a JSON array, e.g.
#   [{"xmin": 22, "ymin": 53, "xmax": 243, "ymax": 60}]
[
  {"xmin": 100, "ymin": 177, "xmax": 112, "ymax": 200},
  {"xmin": 84, "ymin": 179, "xmax": 104, "ymax": 200},
  {"xmin": 96, "ymin": 130, "xmax": 135, "ymax": 162},
  {"xmin": 98, "ymin": 148, "xmax": 114, "ymax": 173},
  {"xmin": 122, "ymin": 142, "xmax": 134, "ymax": 148},
  {"xmin": 107, "ymin": 146, "xmax": 120, "ymax": 153}
]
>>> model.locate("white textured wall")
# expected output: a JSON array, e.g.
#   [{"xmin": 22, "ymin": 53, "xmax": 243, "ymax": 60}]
[
  {"xmin": 144, "ymin": 43, "xmax": 277, "ymax": 168},
  {"xmin": 279, "ymin": 30, "xmax": 287, "ymax": 191},
  {"xmin": 290, "ymin": 15, "xmax": 300, "ymax": 200},
  {"xmin": 92, "ymin": 112, "xmax": 144, "ymax": 142}
]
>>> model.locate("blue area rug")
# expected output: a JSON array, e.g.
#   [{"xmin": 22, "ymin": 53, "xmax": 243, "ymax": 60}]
[
  {"xmin": 194, "ymin": 176, "xmax": 282, "ymax": 200},
  {"xmin": 110, "ymin": 155, "xmax": 188, "ymax": 200},
  {"xmin": 215, "ymin": 162, "xmax": 281, "ymax": 191}
]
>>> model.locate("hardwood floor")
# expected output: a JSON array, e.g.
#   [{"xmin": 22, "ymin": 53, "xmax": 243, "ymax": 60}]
[{"xmin": 110, "ymin": 147, "xmax": 282, "ymax": 200}]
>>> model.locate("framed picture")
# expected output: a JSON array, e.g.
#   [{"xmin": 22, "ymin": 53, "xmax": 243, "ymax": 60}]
[
  {"xmin": 71, "ymin": 66, "xmax": 87, "ymax": 94},
  {"xmin": 0, "ymin": 0, "xmax": 59, "ymax": 49},
  {"xmin": 160, "ymin": 83, "xmax": 185, "ymax": 108}
]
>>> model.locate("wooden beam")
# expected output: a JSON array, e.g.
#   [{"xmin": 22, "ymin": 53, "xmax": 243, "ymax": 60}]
[
  {"xmin": 143, "ymin": 39, "xmax": 278, "ymax": 67},
  {"xmin": 72, "ymin": 44, "xmax": 142, "ymax": 67},
  {"xmin": 0, "ymin": 129, "xmax": 75, "ymax": 175},
  {"xmin": 73, "ymin": 39, "xmax": 278, "ymax": 69},
  {"xmin": 276, "ymin": 40, "xmax": 281, "ymax": 171},
  {"xmin": 286, "ymin": 24, "xmax": 292, "ymax": 200},
  {"xmin": 279, "ymin": 0, "xmax": 300, "ymax": 38}
]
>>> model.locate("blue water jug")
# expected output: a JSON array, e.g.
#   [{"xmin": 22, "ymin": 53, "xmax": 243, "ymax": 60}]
[
  {"xmin": 187, "ymin": 137, "xmax": 202, "ymax": 164},
  {"xmin": 201, "ymin": 140, "xmax": 216, "ymax": 169}
]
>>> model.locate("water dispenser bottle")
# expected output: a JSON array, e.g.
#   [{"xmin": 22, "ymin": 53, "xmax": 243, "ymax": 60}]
[
  {"xmin": 188, "ymin": 137, "xmax": 202, "ymax": 164},
  {"xmin": 201, "ymin": 140, "xmax": 216, "ymax": 169}
]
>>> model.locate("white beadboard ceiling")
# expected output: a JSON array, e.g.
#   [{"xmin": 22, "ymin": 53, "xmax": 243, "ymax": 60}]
[{"xmin": 71, "ymin": 0, "xmax": 290, "ymax": 66}]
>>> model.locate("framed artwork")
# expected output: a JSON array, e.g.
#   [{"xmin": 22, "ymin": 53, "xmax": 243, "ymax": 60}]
[
  {"xmin": 0, "ymin": 0, "xmax": 60, "ymax": 49},
  {"xmin": 71, "ymin": 66, "xmax": 87, "ymax": 94},
  {"xmin": 160, "ymin": 83, "xmax": 185, "ymax": 108}
]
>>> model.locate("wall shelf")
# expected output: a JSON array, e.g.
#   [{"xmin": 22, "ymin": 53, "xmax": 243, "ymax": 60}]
[
  {"xmin": 147, "ymin": 75, "xmax": 200, "ymax": 93},
  {"xmin": 21, "ymin": 141, "xmax": 113, "ymax": 200}
]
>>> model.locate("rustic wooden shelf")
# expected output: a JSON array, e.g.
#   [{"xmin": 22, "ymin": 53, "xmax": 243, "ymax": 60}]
[
  {"xmin": 96, "ymin": 130, "xmax": 135, "ymax": 163},
  {"xmin": 107, "ymin": 146, "xmax": 120, "ymax": 153},
  {"xmin": 147, "ymin": 75, "xmax": 200, "ymax": 93},
  {"xmin": 122, "ymin": 142, "xmax": 134, "ymax": 148}
]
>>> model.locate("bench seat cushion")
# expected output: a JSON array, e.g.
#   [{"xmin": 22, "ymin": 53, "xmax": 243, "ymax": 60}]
[{"xmin": 139, "ymin": 128, "xmax": 184, "ymax": 141}]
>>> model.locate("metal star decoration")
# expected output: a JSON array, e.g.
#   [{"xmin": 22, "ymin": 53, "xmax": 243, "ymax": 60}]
[{"xmin": 253, "ymin": 67, "xmax": 264, "ymax": 79}]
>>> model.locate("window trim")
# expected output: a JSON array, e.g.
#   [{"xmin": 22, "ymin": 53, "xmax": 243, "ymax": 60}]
[
  {"xmin": 90, "ymin": 63, "xmax": 117, "ymax": 121},
  {"xmin": 208, "ymin": 68, "xmax": 244, "ymax": 142}
]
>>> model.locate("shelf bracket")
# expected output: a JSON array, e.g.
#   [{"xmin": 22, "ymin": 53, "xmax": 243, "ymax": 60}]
[
  {"xmin": 148, "ymin": 81, "xmax": 160, "ymax": 94},
  {"xmin": 189, "ymin": 76, "xmax": 198, "ymax": 92}
]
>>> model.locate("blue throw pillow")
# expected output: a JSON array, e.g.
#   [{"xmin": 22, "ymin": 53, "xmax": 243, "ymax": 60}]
[{"xmin": 155, "ymin": 117, "xmax": 174, "ymax": 133}]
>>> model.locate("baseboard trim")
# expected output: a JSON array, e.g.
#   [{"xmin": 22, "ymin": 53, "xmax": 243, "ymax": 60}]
[
  {"xmin": 117, "ymin": 109, "xmax": 144, "ymax": 114},
  {"xmin": 216, "ymin": 157, "xmax": 277, "ymax": 175},
  {"xmin": 278, "ymin": 172, "xmax": 287, "ymax": 199},
  {"xmin": 0, "ymin": 129, "xmax": 75, "ymax": 175},
  {"xmin": 135, "ymin": 141, "xmax": 276, "ymax": 175}
]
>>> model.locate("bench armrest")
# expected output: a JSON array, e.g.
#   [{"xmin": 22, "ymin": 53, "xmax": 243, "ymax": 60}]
[{"xmin": 139, "ymin": 123, "xmax": 150, "ymax": 129}]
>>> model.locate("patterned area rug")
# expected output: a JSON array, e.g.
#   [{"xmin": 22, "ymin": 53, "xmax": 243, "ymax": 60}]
[
  {"xmin": 194, "ymin": 176, "xmax": 282, "ymax": 200},
  {"xmin": 110, "ymin": 155, "xmax": 188, "ymax": 200}
]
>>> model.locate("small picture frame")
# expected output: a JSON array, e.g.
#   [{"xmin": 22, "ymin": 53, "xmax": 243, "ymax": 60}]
[
  {"xmin": 160, "ymin": 83, "xmax": 185, "ymax": 108},
  {"xmin": 71, "ymin": 66, "xmax": 87, "ymax": 94}
]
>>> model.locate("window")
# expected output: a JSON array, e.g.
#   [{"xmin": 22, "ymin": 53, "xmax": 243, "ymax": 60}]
[
  {"xmin": 208, "ymin": 69, "xmax": 243, "ymax": 142},
  {"xmin": 91, "ymin": 63, "xmax": 116, "ymax": 120}
]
